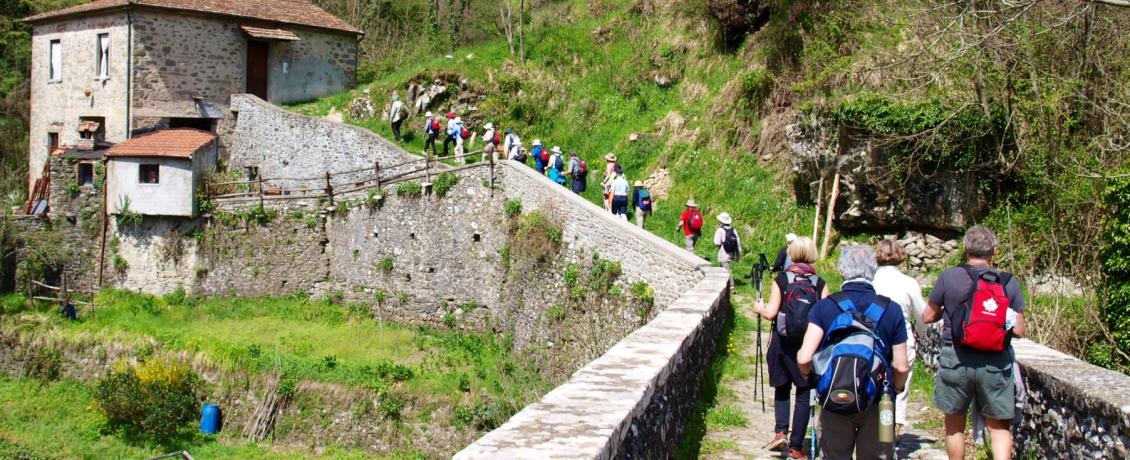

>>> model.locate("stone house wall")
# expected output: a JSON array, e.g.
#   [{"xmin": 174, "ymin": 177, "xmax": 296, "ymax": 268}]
[
  {"xmin": 266, "ymin": 28, "xmax": 357, "ymax": 104},
  {"xmin": 28, "ymin": 13, "xmax": 130, "ymax": 191}
]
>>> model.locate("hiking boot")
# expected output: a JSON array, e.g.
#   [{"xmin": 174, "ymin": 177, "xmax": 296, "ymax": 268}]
[
  {"xmin": 762, "ymin": 431, "xmax": 787, "ymax": 450},
  {"xmin": 786, "ymin": 448, "xmax": 807, "ymax": 459}
]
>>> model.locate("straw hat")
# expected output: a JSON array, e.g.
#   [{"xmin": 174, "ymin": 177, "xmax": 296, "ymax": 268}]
[
  {"xmin": 604, "ymin": 153, "xmax": 617, "ymax": 162},
  {"xmin": 686, "ymin": 199, "xmax": 698, "ymax": 208},
  {"xmin": 717, "ymin": 213, "xmax": 733, "ymax": 225},
  {"xmin": 786, "ymin": 233, "xmax": 798, "ymax": 243},
  {"xmin": 634, "ymin": 180, "xmax": 644, "ymax": 187},
  {"xmin": 551, "ymin": 146, "xmax": 562, "ymax": 154},
  {"xmin": 484, "ymin": 122, "xmax": 494, "ymax": 130},
  {"xmin": 533, "ymin": 139, "xmax": 542, "ymax": 146},
  {"xmin": 425, "ymin": 111, "xmax": 434, "ymax": 118}
]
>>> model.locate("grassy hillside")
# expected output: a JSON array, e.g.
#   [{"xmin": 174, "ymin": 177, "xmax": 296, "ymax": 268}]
[{"xmin": 292, "ymin": 0, "xmax": 1130, "ymax": 371}]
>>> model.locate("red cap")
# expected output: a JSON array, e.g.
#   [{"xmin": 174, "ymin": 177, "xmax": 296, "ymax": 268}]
[{"xmin": 446, "ymin": 112, "xmax": 456, "ymax": 119}]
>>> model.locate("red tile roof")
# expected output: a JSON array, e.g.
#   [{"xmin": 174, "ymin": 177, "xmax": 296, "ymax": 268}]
[
  {"xmin": 106, "ymin": 128, "xmax": 216, "ymax": 159},
  {"xmin": 25, "ymin": 0, "xmax": 362, "ymax": 35},
  {"xmin": 241, "ymin": 25, "xmax": 301, "ymax": 41}
]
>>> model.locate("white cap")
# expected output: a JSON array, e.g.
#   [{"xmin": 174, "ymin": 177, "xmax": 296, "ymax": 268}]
[
  {"xmin": 717, "ymin": 213, "xmax": 732, "ymax": 225},
  {"xmin": 484, "ymin": 122, "xmax": 494, "ymax": 130},
  {"xmin": 533, "ymin": 139, "xmax": 542, "ymax": 146},
  {"xmin": 786, "ymin": 233, "xmax": 798, "ymax": 243},
  {"xmin": 425, "ymin": 111, "xmax": 434, "ymax": 118}
]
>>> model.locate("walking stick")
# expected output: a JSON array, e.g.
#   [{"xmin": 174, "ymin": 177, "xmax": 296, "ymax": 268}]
[{"xmin": 751, "ymin": 252, "xmax": 770, "ymax": 413}]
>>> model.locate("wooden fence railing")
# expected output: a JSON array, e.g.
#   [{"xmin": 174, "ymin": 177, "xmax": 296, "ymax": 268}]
[{"xmin": 207, "ymin": 149, "xmax": 498, "ymax": 205}]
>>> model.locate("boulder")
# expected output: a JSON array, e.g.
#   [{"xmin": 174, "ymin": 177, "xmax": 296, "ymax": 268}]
[
  {"xmin": 786, "ymin": 118, "xmax": 992, "ymax": 233},
  {"xmin": 348, "ymin": 95, "xmax": 376, "ymax": 120}
]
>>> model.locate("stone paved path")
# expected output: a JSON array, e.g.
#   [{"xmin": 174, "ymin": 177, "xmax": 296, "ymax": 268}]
[{"xmin": 699, "ymin": 295, "xmax": 949, "ymax": 460}]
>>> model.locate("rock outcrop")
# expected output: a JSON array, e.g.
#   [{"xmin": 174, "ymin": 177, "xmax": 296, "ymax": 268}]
[
  {"xmin": 706, "ymin": 0, "xmax": 770, "ymax": 48},
  {"xmin": 786, "ymin": 117, "xmax": 991, "ymax": 234}
]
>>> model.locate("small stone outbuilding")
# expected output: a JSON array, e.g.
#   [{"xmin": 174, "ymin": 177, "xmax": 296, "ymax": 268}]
[{"xmin": 105, "ymin": 128, "xmax": 217, "ymax": 217}]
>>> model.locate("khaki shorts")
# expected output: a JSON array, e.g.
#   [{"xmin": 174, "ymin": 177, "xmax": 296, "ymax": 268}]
[{"xmin": 934, "ymin": 346, "xmax": 1014, "ymax": 420}]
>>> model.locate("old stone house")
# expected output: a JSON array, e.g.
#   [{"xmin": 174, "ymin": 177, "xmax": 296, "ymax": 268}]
[
  {"xmin": 24, "ymin": 0, "xmax": 362, "ymax": 194},
  {"xmin": 105, "ymin": 128, "xmax": 217, "ymax": 217}
]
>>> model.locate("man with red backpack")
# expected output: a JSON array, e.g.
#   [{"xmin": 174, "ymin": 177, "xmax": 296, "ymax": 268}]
[
  {"xmin": 922, "ymin": 225, "xmax": 1026, "ymax": 460},
  {"xmin": 676, "ymin": 199, "xmax": 704, "ymax": 253},
  {"xmin": 566, "ymin": 151, "xmax": 587, "ymax": 194}
]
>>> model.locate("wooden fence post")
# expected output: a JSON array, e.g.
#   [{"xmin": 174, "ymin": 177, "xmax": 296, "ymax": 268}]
[
  {"xmin": 325, "ymin": 171, "xmax": 334, "ymax": 207},
  {"xmin": 374, "ymin": 162, "xmax": 381, "ymax": 190},
  {"xmin": 257, "ymin": 173, "xmax": 264, "ymax": 207}
]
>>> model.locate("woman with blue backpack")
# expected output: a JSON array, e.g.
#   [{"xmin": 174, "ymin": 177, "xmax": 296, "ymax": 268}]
[{"xmin": 754, "ymin": 236, "xmax": 829, "ymax": 459}]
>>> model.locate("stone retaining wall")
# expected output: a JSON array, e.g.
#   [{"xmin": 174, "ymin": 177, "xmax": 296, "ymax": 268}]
[
  {"xmin": 916, "ymin": 335, "xmax": 1130, "ymax": 459},
  {"xmin": 455, "ymin": 267, "xmax": 731, "ymax": 459}
]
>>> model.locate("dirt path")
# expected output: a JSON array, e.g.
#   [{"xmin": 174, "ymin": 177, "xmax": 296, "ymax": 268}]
[{"xmin": 699, "ymin": 294, "xmax": 949, "ymax": 459}]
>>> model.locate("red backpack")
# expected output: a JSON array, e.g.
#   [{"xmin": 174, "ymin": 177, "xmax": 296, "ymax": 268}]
[
  {"xmin": 493, "ymin": 132, "xmax": 502, "ymax": 145},
  {"xmin": 578, "ymin": 159, "xmax": 588, "ymax": 175},
  {"xmin": 460, "ymin": 127, "xmax": 470, "ymax": 139},
  {"xmin": 952, "ymin": 266, "xmax": 1011, "ymax": 352},
  {"xmin": 688, "ymin": 210, "xmax": 704, "ymax": 231},
  {"xmin": 540, "ymin": 149, "xmax": 550, "ymax": 163},
  {"xmin": 429, "ymin": 118, "xmax": 441, "ymax": 133}
]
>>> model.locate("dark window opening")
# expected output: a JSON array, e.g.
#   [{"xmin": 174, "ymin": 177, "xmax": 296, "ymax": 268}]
[
  {"xmin": 409, "ymin": 233, "xmax": 416, "ymax": 240},
  {"xmin": 169, "ymin": 117, "xmax": 215, "ymax": 132},
  {"xmin": 78, "ymin": 116, "xmax": 106, "ymax": 144},
  {"xmin": 139, "ymin": 164, "xmax": 160, "ymax": 184},
  {"xmin": 77, "ymin": 162, "xmax": 94, "ymax": 186},
  {"xmin": 47, "ymin": 133, "xmax": 59, "ymax": 152},
  {"xmin": 472, "ymin": 233, "xmax": 481, "ymax": 243}
]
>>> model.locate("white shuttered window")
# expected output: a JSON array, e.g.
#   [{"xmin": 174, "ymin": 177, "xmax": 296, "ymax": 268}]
[
  {"xmin": 97, "ymin": 34, "xmax": 109, "ymax": 78},
  {"xmin": 49, "ymin": 40, "xmax": 62, "ymax": 81}
]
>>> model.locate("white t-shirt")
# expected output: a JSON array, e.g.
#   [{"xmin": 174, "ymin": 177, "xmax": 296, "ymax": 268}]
[
  {"xmin": 389, "ymin": 101, "xmax": 404, "ymax": 122},
  {"xmin": 873, "ymin": 265, "xmax": 928, "ymax": 350},
  {"xmin": 610, "ymin": 177, "xmax": 630, "ymax": 196}
]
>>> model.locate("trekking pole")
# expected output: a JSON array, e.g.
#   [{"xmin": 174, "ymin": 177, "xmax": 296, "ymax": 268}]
[
  {"xmin": 810, "ymin": 388, "xmax": 819, "ymax": 459},
  {"xmin": 752, "ymin": 252, "xmax": 769, "ymax": 412}
]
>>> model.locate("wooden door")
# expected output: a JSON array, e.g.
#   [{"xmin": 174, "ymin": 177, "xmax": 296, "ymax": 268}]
[{"xmin": 246, "ymin": 41, "xmax": 269, "ymax": 100}]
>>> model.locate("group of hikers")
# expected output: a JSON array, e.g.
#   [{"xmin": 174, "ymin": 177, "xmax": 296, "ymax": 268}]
[
  {"xmin": 748, "ymin": 226, "xmax": 1023, "ymax": 460},
  {"xmin": 399, "ymin": 103, "xmax": 1024, "ymax": 460},
  {"xmin": 410, "ymin": 108, "xmax": 657, "ymax": 226}
]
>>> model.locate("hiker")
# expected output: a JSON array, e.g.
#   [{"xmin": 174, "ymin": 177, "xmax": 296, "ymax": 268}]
[
  {"xmin": 797, "ymin": 244, "xmax": 910, "ymax": 460},
  {"xmin": 509, "ymin": 139, "xmax": 526, "ymax": 163},
  {"xmin": 531, "ymin": 140, "xmax": 547, "ymax": 173},
  {"xmin": 872, "ymin": 239, "xmax": 929, "ymax": 441},
  {"xmin": 921, "ymin": 226, "xmax": 1026, "ymax": 460},
  {"xmin": 609, "ymin": 171, "xmax": 631, "ymax": 220},
  {"xmin": 388, "ymin": 94, "xmax": 406, "ymax": 142},
  {"xmin": 632, "ymin": 181, "xmax": 653, "ymax": 228},
  {"xmin": 504, "ymin": 128, "xmax": 521, "ymax": 160},
  {"xmin": 481, "ymin": 123, "xmax": 500, "ymax": 161},
  {"xmin": 772, "ymin": 233, "xmax": 799, "ymax": 272},
  {"xmin": 423, "ymin": 111, "xmax": 441, "ymax": 157},
  {"xmin": 713, "ymin": 213, "xmax": 741, "ymax": 270},
  {"xmin": 442, "ymin": 112, "xmax": 457, "ymax": 157},
  {"xmin": 451, "ymin": 116, "xmax": 468, "ymax": 157},
  {"xmin": 567, "ymin": 151, "xmax": 587, "ymax": 194},
  {"xmin": 602, "ymin": 153, "xmax": 618, "ymax": 211},
  {"xmin": 753, "ymin": 236, "xmax": 828, "ymax": 459},
  {"xmin": 676, "ymin": 199, "xmax": 704, "ymax": 253},
  {"xmin": 547, "ymin": 146, "xmax": 567, "ymax": 186}
]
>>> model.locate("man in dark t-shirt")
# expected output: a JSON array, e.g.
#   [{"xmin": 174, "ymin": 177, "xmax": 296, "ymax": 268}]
[
  {"xmin": 923, "ymin": 226, "xmax": 1026, "ymax": 460},
  {"xmin": 798, "ymin": 245, "xmax": 908, "ymax": 460}
]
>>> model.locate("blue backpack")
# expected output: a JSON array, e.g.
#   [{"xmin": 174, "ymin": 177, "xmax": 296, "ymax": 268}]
[
  {"xmin": 638, "ymin": 189, "xmax": 652, "ymax": 211},
  {"xmin": 811, "ymin": 293, "xmax": 894, "ymax": 415}
]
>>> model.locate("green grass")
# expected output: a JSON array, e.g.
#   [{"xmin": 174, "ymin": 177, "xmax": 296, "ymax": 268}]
[
  {"xmin": 700, "ymin": 438, "xmax": 739, "ymax": 455},
  {"xmin": 705, "ymin": 404, "xmax": 750, "ymax": 430},
  {"xmin": 0, "ymin": 376, "xmax": 421, "ymax": 459},
  {"xmin": 7, "ymin": 290, "xmax": 549, "ymax": 426}
]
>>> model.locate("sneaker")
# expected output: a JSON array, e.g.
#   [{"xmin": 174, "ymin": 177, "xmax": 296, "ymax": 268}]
[
  {"xmin": 786, "ymin": 448, "xmax": 807, "ymax": 459},
  {"xmin": 762, "ymin": 431, "xmax": 788, "ymax": 450}
]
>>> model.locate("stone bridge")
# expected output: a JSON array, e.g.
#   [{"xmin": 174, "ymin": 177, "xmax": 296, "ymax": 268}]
[{"xmin": 17, "ymin": 94, "xmax": 1130, "ymax": 459}]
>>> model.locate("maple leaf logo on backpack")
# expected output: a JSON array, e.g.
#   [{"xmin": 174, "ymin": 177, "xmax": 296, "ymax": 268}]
[{"xmin": 982, "ymin": 298, "xmax": 999, "ymax": 313}]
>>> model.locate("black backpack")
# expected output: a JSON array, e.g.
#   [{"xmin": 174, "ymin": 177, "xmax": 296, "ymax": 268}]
[
  {"xmin": 722, "ymin": 227, "xmax": 739, "ymax": 255},
  {"xmin": 776, "ymin": 272, "xmax": 824, "ymax": 347}
]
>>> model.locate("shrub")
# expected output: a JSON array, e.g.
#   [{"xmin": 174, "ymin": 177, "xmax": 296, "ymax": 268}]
[
  {"xmin": 504, "ymin": 199, "xmax": 522, "ymax": 218},
  {"xmin": 115, "ymin": 196, "xmax": 143, "ymax": 229},
  {"xmin": 432, "ymin": 172, "xmax": 461, "ymax": 198},
  {"xmin": 377, "ymin": 391, "xmax": 406, "ymax": 421},
  {"xmin": 95, "ymin": 358, "xmax": 203, "ymax": 444},
  {"xmin": 396, "ymin": 181, "xmax": 423, "ymax": 197},
  {"xmin": 739, "ymin": 69, "xmax": 773, "ymax": 112},
  {"xmin": 378, "ymin": 257, "xmax": 394, "ymax": 273},
  {"xmin": 546, "ymin": 305, "xmax": 566, "ymax": 323}
]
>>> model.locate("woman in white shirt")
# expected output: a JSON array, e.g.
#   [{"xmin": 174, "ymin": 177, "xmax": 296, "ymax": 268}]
[{"xmin": 872, "ymin": 238, "xmax": 928, "ymax": 437}]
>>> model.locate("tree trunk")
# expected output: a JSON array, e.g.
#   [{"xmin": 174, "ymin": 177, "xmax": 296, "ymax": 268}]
[
  {"xmin": 820, "ymin": 173, "xmax": 841, "ymax": 260},
  {"xmin": 501, "ymin": 1, "xmax": 515, "ymax": 56},
  {"xmin": 519, "ymin": 0, "xmax": 526, "ymax": 63}
]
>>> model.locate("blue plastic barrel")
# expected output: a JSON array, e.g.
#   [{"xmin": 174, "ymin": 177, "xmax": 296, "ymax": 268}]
[{"xmin": 200, "ymin": 403, "xmax": 221, "ymax": 434}]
